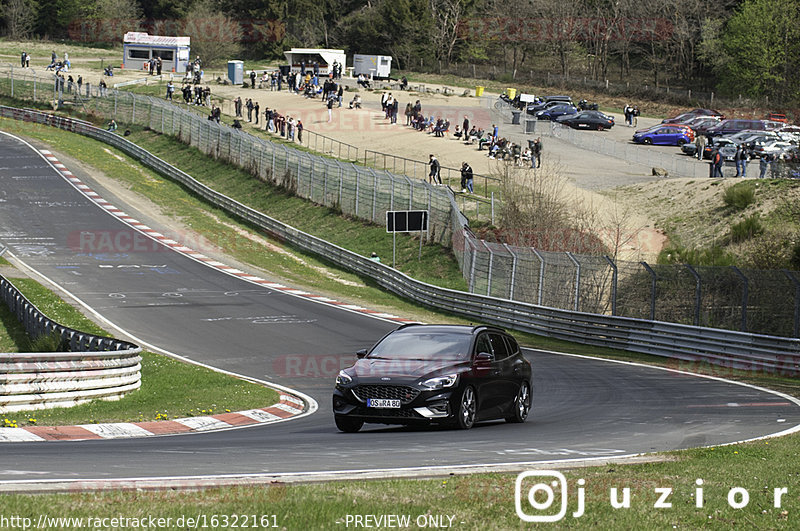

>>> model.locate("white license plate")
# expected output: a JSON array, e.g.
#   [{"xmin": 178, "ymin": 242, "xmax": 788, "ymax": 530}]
[{"xmin": 367, "ymin": 399, "xmax": 401, "ymax": 408}]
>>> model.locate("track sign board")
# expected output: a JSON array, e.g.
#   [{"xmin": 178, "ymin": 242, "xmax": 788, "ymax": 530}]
[{"xmin": 386, "ymin": 210, "xmax": 428, "ymax": 233}]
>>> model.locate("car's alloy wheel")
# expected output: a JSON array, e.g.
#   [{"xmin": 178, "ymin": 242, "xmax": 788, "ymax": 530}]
[
  {"xmin": 597, "ymin": 125, "xmax": 604, "ymax": 131},
  {"xmin": 335, "ymin": 415, "xmax": 364, "ymax": 433},
  {"xmin": 457, "ymin": 386, "xmax": 477, "ymax": 429},
  {"xmin": 507, "ymin": 381, "xmax": 531, "ymax": 423},
  {"xmin": 643, "ymin": 138, "xmax": 653, "ymax": 145},
  {"xmin": 677, "ymin": 139, "xmax": 687, "ymax": 146}
]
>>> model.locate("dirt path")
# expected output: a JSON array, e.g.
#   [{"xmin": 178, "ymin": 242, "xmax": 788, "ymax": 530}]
[{"xmin": 14, "ymin": 55, "xmax": 674, "ymax": 259}]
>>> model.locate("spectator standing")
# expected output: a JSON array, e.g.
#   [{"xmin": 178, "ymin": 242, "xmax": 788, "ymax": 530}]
[
  {"xmin": 25, "ymin": 53, "xmax": 30, "ymax": 67},
  {"xmin": 695, "ymin": 134, "xmax": 706, "ymax": 160},
  {"xmin": 296, "ymin": 120, "xmax": 303, "ymax": 143},
  {"xmin": 759, "ymin": 154, "xmax": 772, "ymax": 179},
  {"xmin": 462, "ymin": 115, "xmax": 469, "ymax": 136},
  {"xmin": 531, "ymin": 138, "xmax": 542, "ymax": 168},
  {"xmin": 338, "ymin": 85, "xmax": 344, "ymax": 108},
  {"xmin": 327, "ymin": 96, "xmax": 334, "ymax": 122},
  {"xmin": 405, "ymin": 103, "xmax": 413, "ymax": 125},
  {"xmin": 734, "ymin": 144, "xmax": 748, "ymax": 177},
  {"xmin": 460, "ymin": 162, "xmax": 473, "ymax": 193},
  {"xmin": 428, "ymin": 154, "xmax": 442, "ymax": 185},
  {"xmin": 166, "ymin": 81, "xmax": 174, "ymax": 100},
  {"xmin": 250, "ymin": 70, "xmax": 256, "ymax": 89},
  {"xmin": 99, "ymin": 79, "xmax": 107, "ymax": 97},
  {"xmin": 20, "ymin": 51, "xmax": 26, "ymax": 67},
  {"xmin": 254, "ymin": 102, "xmax": 260, "ymax": 124},
  {"xmin": 711, "ymin": 149, "xmax": 723, "ymax": 177},
  {"xmin": 156, "ymin": 57, "xmax": 162, "ymax": 76},
  {"xmin": 246, "ymin": 98, "xmax": 253, "ymax": 121}
]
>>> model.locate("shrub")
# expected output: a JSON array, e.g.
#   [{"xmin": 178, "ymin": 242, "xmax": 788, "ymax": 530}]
[
  {"xmin": 729, "ymin": 214, "xmax": 764, "ymax": 243},
  {"xmin": 723, "ymin": 183, "xmax": 756, "ymax": 210}
]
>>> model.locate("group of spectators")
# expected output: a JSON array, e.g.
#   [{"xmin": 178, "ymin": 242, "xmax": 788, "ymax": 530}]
[
  {"xmin": 230, "ymin": 96, "xmax": 303, "ymax": 143},
  {"xmin": 46, "ymin": 51, "xmax": 70, "ymax": 73},
  {"xmin": 180, "ymin": 84, "xmax": 212, "ymax": 106},
  {"xmin": 19, "ymin": 51, "xmax": 31, "ymax": 67}
]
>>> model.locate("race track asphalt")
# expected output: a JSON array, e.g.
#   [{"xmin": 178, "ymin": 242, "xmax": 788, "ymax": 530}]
[{"xmin": 1, "ymin": 130, "xmax": 798, "ymax": 487}]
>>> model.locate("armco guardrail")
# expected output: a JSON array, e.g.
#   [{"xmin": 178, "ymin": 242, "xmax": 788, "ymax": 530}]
[
  {"xmin": 5, "ymin": 107, "xmax": 798, "ymax": 376},
  {"xmin": 0, "ymin": 275, "xmax": 141, "ymax": 413}
]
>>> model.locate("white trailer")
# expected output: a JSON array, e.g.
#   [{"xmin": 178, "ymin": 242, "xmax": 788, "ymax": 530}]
[
  {"xmin": 283, "ymin": 48, "xmax": 346, "ymax": 76},
  {"xmin": 353, "ymin": 54, "xmax": 392, "ymax": 80}
]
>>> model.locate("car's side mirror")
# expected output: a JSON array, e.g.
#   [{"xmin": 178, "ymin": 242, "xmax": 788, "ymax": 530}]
[
  {"xmin": 356, "ymin": 349, "xmax": 368, "ymax": 359},
  {"xmin": 474, "ymin": 352, "xmax": 494, "ymax": 367}
]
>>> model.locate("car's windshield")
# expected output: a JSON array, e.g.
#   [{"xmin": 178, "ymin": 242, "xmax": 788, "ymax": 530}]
[{"xmin": 369, "ymin": 331, "xmax": 472, "ymax": 361}]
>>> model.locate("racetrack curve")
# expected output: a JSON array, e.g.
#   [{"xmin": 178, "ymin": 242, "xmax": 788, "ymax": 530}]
[{"xmin": 1, "ymin": 130, "xmax": 799, "ymax": 488}]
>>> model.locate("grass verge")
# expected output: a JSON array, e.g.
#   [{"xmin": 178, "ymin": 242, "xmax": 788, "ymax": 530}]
[
  {"xmin": 0, "ymin": 438, "xmax": 798, "ymax": 528},
  {"xmin": 0, "ymin": 274, "xmax": 279, "ymax": 426}
]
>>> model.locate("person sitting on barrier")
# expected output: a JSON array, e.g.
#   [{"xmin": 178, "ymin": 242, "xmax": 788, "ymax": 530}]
[
  {"xmin": 106, "ymin": 119, "xmax": 117, "ymax": 132},
  {"xmin": 478, "ymin": 134, "xmax": 494, "ymax": 151},
  {"xmin": 453, "ymin": 125, "xmax": 462, "ymax": 139}
]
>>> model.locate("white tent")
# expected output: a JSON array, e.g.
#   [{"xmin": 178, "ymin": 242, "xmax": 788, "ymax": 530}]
[{"xmin": 283, "ymin": 48, "xmax": 346, "ymax": 75}]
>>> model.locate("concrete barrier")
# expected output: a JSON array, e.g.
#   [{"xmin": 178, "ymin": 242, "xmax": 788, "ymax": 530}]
[{"xmin": 0, "ymin": 275, "xmax": 141, "ymax": 413}]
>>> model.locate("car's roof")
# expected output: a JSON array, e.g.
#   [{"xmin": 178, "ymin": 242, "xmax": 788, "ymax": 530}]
[{"xmin": 394, "ymin": 323, "xmax": 506, "ymax": 335}]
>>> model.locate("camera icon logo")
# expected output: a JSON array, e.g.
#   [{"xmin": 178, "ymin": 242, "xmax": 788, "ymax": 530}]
[{"xmin": 515, "ymin": 470, "xmax": 568, "ymax": 522}]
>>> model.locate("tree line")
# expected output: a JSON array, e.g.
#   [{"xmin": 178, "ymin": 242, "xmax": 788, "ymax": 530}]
[{"xmin": 3, "ymin": 0, "xmax": 798, "ymax": 103}]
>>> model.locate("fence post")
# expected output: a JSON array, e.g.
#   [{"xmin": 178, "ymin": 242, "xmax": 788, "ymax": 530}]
[
  {"xmin": 486, "ymin": 245, "xmax": 494, "ymax": 296},
  {"xmin": 566, "ymin": 252, "xmax": 581, "ymax": 312},
  {"xmin": 641, "ymin": 261, "xmax": 657, "ymax": 321},
  {"xmin": 730, "ymin": 266, "xmax": 748, "ymax": 332},
  {"xmin": 532, "ymin": 249, "xmax": 545, "ymax": 306},
  {"xmin": 503, "ymin": 243, "xmax": 517, "ymax": 301},
  {"xmin": 603, "ymin": 256, "xmax": 618, "ymax": 316},
  {"xmin": 684, "ymin": 264, "xmax": 701, "ymax": 326},
  {"xmin": 782, "ymin": 270, "xmax": 800, "ymax": 338}
]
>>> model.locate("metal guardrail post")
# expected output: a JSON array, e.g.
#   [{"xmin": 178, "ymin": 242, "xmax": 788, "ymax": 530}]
[
  {"xmin": 486, "ymin": 245, "xmax": 494, "ymax": 296},
  {"xmin": 783, "ymin": 270, "xmax": 800, "ymax": 338},
  {"xmin": 603, "ymin": 256, "xmax": 618, "ymax": 316},
  {"xmin": 641, "ymin": 261, "xmax": 657, "ymax": 321},
  {"xmin": 731, "ymin": 266, "xmax": 748, "ymax": 332},
  {"xmin": 532, "ymin": 249, "xmax": 545, "ymax": 306},
  {"xmin": 566, "ymin": 252, "xmax": 581, "ymax": 312},
  {"xmin": 503, "ymin": 243, "xmax": 517, "ymax": 301},
  {"xmin": 685, "ymin": 264, "xmax": 701, "ymax": 326}
]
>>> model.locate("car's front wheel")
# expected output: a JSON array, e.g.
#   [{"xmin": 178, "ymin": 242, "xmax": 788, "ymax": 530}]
[
  {"xmin": 642, "ymin": 138, "xmax": 653, "ymax": 145},
  {"xmin": 456, "ymin": 386, "xmax": 477, "ymax": 429},
  {"xmin": 677, "ymin": 139, "xmax": 687, "ymax": 146},
  {"xmin": 506, "ymin": 381, "xmax": 531, "ymax": 423},
  {"xmin": 335, "ymin": 415, "xmax": 364, "ymax": 433}
]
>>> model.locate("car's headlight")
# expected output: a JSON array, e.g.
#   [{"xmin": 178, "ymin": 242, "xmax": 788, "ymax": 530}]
[
  {"xmin": 336, "ymin": 370, "xmax": 353, "ymax": 386},
  {"xmin": 421, "ymin": 374, "xmax": 459, "ymax": 390}
]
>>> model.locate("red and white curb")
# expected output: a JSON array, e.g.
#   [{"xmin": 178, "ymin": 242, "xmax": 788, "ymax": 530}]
[
  {"xmin": 0, "ymin": 394, "xmax": 305, "ymax": 442},
  {"xmin": 39, "ymin": 149, "xmax": 417, "ymax": 325}
]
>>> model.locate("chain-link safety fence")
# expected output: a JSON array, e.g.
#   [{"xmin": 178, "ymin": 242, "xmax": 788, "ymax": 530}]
[{"xmin": 2, "ymin": 65, "xmax": 800, "ymax": 338}]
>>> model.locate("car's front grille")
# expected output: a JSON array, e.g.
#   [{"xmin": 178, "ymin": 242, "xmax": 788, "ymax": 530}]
[
  {"xmin": 354, "ymin": 407, "xmax": 421, "ymax": 418},
  {"xmin": 352, "ymin": 385, "xmax": 420, "ymax": 404}
]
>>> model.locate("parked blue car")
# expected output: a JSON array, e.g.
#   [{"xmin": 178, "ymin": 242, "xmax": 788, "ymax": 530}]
[
  {"xmin": 632, "ymin": 124, "xmax": 695, "ymax": 146},
  {"xmin": 535, "ymin": 104, "xmax": 578, "ymax": 121}
]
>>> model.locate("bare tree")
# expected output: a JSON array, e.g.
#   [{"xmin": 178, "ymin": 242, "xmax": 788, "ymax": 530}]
[
  {"xmin": 429, "ymin": 0, "xmax": 470, "ymax": 68},
  {"xmin": 181, "ymin": 1, "xmax": 242, "ymax": 67},
  {"xmin": 3, "ymin": 0, "xmax": 37, "ymax": 39}
]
